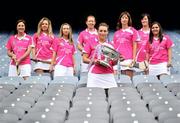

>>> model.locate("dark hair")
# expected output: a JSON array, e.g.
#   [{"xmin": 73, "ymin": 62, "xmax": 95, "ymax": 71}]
[
  {"xmin": 14, "ymin": 19, "xmax": 26, "ymax": 34},
  {"xmin": 140, "ymin": 13, "xmax": 151, "ymax": 27},
  {"xmin": 149, "ymin": 21, "xmax": 163, "ymax": 44},
  {"xmin": 116, "ymin": 11, "xmax": 132, "ymax": 30}
]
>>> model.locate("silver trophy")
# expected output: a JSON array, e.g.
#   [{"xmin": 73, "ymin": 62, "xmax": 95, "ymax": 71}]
[{"xmin": 99, "ymin": 43, "xmax": 119, "ymax": 67}]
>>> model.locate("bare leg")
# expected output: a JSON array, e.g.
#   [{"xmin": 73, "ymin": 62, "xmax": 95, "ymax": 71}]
[
  {"xmin": 114, "ymin": 70, "xmax": 118, "ymax": 75},
  {"xmin": 121, "ymin": 70, "xmax": 134, "ymax": 80},
  {"xmin": 23, "ymin": 76, "xmax": 29, "ymax": 80},
  {"xmin": 35, "ymin": 69, "xmax": 44, "ymax": 76},
  {"xmin": 144, "ymin": 70, "xmax": 149, "ymax": 75}
]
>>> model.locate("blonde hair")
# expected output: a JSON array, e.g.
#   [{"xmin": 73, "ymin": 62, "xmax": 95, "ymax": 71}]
[
  {"xmin": 37, "ymin": 17, "xmax": 54, "ymax": 37},
  {"xmin": 59, "ymin": 23, "xmax": 74, "ymax": 44}
]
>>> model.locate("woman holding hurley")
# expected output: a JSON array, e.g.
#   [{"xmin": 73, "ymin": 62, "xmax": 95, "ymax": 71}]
[{"xmin": 6, "ymin": 19, "xmax": 32, "ymax": 80}]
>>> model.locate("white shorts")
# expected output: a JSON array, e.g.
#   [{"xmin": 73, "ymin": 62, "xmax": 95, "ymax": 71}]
[
  {"xmin": 8, "ymin": 64, "xmax": 31, "ymax": 77},
  {"xmin": 149, "ymin": 62, "xmax": 170, "ymax": 76},
  {"xmin": 33, "ymin": 59, "xmax": 51, "ymax": 71},
  {"xmin": 54, "ymin": 65, "xmax": 74, "ymax": 77},
  {"xmin": 87, "ymin": 72, "xmax": 117, "ymax": 88}
]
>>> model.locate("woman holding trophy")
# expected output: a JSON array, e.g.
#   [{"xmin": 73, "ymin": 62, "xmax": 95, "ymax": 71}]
[{"xmin": 83, "ymin": 22, "xmax": 118, "ymax": 88}]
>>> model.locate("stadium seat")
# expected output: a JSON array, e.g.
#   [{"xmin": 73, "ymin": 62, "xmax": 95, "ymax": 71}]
[
  {"xmin": 0, "ymin": 113, "xmax": 19, "ymax": 122},
  {"xmin": 148, "ymin": 98, "xmax": 180, "ymax": 111},
  {"xmin": 160, "ymin": 74, "xmax": 180, "ymax": 86},
  {"xmin": 0, "ymin": 76, "xmax": 23, "ymax": 86},
  {"xmin": 65, "ymin": 118, "xmax": 109, "ymax": 123},
  {"xmin": 23, "ymin": 76, "xmax": 51, "ymax": 87},
  {"xmin": 52, "ymin": 76, "xmax": 78, "ymax": 86},
  {"xmin": 20, "ymin": 112, "xmax": 66, "ymax": 123},
  {"xmin": 113, "ymin": 118, "xmax": 158, "ymax": 123},
  {"xmin": 158, "ymin": 111, "xmax": 180, "ymax": 123},
  {"xmin": 152, "ymin": 104, "xmax": 180, "ymax": 118},
  {"xmin": 0, "ymin": 107, "xmax": 25, "ymax": 119},
  {"xmin": 133, "ymin": 75, "xmax": 161, "ymax": 87},
  {"xmin": 115, "ymin": 74, "xmax": 132, "ymax": 86},
  {"xmin": 164, "ymin": 118, "xmax": 180, "ymax": 123}
]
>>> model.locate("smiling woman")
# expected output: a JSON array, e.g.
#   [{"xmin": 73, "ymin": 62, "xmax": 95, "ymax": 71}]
[
  {"xmin": 83, "ymin": 22, "xmax": 118, "ymax": 89},
  {"xmin": 6, "ymin": 19, "xmax": 32, "ymax": 80},
  {"xmin": 31, "ymin": 17, "xmax": 55, "ymax": 75},
  {"xmin": 148, "ymin": 21, "xmax": 174, "ymax": 80}
]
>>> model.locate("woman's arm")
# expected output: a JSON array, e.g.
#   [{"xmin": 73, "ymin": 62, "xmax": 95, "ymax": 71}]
[
  {"xmin": 77, "ymin": 43, "xmax": 83, "ymax": 52},
  {"xmin": 167, "ymin": 47, "xmax": 172, "ymax": 67},
  {"xmin": 72, "ymin": 55, "xmax": 76, "ymax": 75},
  {"xmin": 130, "ymin": 41, "xmax": 137, "ymax": 67},
  {"xmin": 49, "ymin": 51, "xmax": 56, "ymax": 72},
  {"xmin": 83, "ymin": 53, "xmax": 91, "ymax": 64},
  {"xmin": 7, "ymin": 49, "xmax": 17, "ymax": 62}
]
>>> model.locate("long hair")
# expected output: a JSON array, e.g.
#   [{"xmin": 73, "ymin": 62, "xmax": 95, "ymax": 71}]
[
  {"xmin": 140, "ymin": 13, "xmax": 151, "ymax": 27},
  {"xmin": 59, "ymin": 23, "xmax": 74, "ymax": 44},
  {"xmin": 149, "ymin": 21, "xmax": 163, "ymax": 44},
  {"xmin": 37, "ymin": 17, "xmax": 54, "ymax": 37},
  {"xmin": 116, "ymin": 11, "xmax": 132, "ymax": 30}
]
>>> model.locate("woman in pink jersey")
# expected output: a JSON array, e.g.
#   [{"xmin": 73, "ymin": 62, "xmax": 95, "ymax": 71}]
[
  {"xmin": 148, "ymin": 21, "xmax": 173, "ymax": 80},
  {"xmin": 6, "ymin": 19, "xmax": 32, "ymax": 80},
  {"xmin": 113, "ymin": 11, "xmax": 138, "ymax": 79},
  {"xmin": 83, "ymin": 22, "xmax": 118, "ymax": 88},
  {"xmin": 77, "ymin": 15, "xmax": 98, "ymax": 73},
  {"xmin": 135, "ymin": 13, "xmax": 151, "ymax": 74},
  {"xmin": 32, "ymin": 17, "xmax": 55, "ymax": 75},
  {"xmin": 50, "ymin": 23, "xmax": 76, "ymax": 77}
]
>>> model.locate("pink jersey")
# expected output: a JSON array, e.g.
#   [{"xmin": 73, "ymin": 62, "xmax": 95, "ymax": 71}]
[
  {"xmin": 6, "ymin": 34, "xmax": 32, "ymax": 65},
  {"xmin": 136, "ymin": 29, "xmax": 150, "ymax": 62},
  {"xmin": 77, "ymin": 28, "xmax": 98, "ymax": 47},
  {"xmin": 33, "ymin": 33, "xmax": 54, "ymax": 60},
  {"xmin": 148, "ymin": 35, "xmax": 174, "ymax": 64},
  {"xmin": 52, "ymin": 38, "xmax": 76, "ymax": 67},
  {"xmin": 113, "ymin": 27, "xmax": 138, "ymax": 60},
  {"xmin": 83, "ymin": 38, "xmax": 115, "ymax": 74}
]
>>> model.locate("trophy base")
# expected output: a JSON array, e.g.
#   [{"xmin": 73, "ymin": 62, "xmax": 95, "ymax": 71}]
[{"xmin": 99, "ymin": 61, "xmax": 111, "ymax": 67}]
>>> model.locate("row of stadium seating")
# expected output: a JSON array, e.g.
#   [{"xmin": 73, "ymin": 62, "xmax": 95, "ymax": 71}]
[{"xmin": 0, "ymin": 74, "xmax": 180, "ymax": 123}]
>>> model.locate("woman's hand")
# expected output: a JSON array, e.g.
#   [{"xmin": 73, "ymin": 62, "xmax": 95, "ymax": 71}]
[
  {"xmin": 93, "ymin": 59, "xmax": 100, "ymax": 65},
  {"xmin": 73, "ymin": 68, "xmax": 76, "ymax": 76},
  {"xmin": 129, "ymin": 60, "xmax": 135, "ymax": 68},
  {"xmin": 49, "ymin": 65, "xmax": 54, "ymax": 72},
  {"xmin": 119, "ymin": 54, "xmax": 124, "ymax": 62},
  {"xmin": 32, "ymin": 55, "xmax": 37, "ymax": 61},
  {"xmin": 11, "ymin": 54, "xmax": 17, "ymax": 62},
  {"xmin": 16, "ymin": 59, "xmax": 22, "ymax": 65},
  {"xmin": 167, "ymin": 63, "xmax": 172, "ymax": 68}
]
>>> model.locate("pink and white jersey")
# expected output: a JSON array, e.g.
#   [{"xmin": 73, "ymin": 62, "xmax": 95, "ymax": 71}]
[
  {"xmin": 136, "ymin": 29, "xmax": 150, "ymax": 62},
  {"xmin": 52, "ymin": 38, "xmax": 76, "ymax": 67},
  {"xmin": 33, "ymin": 33, "xmax": 54, "ymax": 60},
  {"xmin": 6, "ymin": 34, "xmax": 32, "ymax": 65},
  {"xmin": 113, "ymin": 27, "xmax": 138, "ymax": 60},
  {"xmin": 77, "ymin": 28, "xmax": 98, "ymax": 47},
  {"xmin": 148, "ymin": 35, "xmax": 174, "ymax": 64},
  {"xmin": 83, "ymin": 38, "xmax": 114, "ymax": 74}
]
